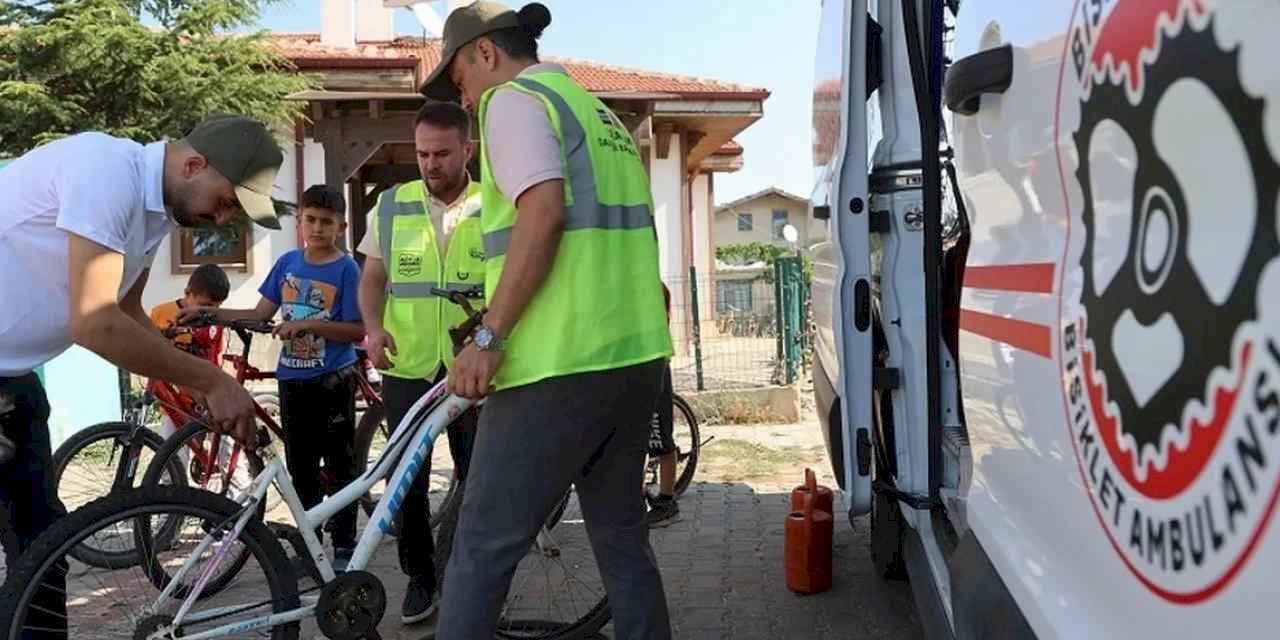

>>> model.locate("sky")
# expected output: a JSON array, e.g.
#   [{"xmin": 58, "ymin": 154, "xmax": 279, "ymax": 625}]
[{"xmin": 252, "ymin": 0, "xmax": 822, "ymax": 206}]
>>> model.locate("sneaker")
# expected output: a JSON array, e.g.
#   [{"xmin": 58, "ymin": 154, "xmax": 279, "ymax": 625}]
[
  {"xmin": 647, "ymin": 496, "xmax": 680, "ymax": 528},
  {"xmin": 332, "ymin": 547, "xmax": 354, "ymax": 573},
  {"xmin": 402, "ymin": 575, "xmax": 439, "ymax": 625}
]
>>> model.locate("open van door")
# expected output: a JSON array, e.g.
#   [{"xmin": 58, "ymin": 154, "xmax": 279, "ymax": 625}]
[{"xmin": 811, "ymin": 0, "xmax": 874, "ymax": 516}]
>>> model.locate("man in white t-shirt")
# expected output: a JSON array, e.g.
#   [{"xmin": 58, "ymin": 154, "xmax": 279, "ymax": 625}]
[{"xmin": 0, "ymin": 115, "xmax": 284, "ymax": 634}]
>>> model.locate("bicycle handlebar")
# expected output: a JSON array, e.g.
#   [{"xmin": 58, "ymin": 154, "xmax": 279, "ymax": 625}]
[
  {"xmin": 428, "ymin": 287, "xmax": 487, "ymax": 353},
  {"xmin": 179, "ymin": 312, "xmax": 275, "ymax": 335}
]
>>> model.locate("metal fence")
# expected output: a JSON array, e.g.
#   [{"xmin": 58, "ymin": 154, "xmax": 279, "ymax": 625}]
[{"xmin": 665, "ymin": 258, "xmax": 810, "ymax": 392}]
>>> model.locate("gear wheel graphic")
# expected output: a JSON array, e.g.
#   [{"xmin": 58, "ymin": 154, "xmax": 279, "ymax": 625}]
[{"xmin": 1074, "ymin": 17, "xmax": 1280, "ymax": 452}]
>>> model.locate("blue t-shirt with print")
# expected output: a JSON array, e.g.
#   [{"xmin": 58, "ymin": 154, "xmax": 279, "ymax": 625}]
[{"xmin": 260, "ymin": 249, "xmax": 362, "ymax": 381}]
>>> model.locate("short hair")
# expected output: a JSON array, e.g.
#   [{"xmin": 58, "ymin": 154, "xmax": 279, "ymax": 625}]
[
  {"xmin": 483, "ymin": 27, "xmax": 540, "ymax": 62},
  {"xmin": 300, "ymin": 184, "xmax": 346, "ymax": 217},
  {"xmin": 414, "ymin": 100, "xmax": 471, "ymax": 140},
  {"xmin": 188, "ymin": 264, "xmax": 230, "ymax": 303}
]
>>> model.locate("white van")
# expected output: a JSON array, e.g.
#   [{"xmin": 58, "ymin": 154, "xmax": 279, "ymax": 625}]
[{"xmin": 808, "ymin": 1, "xmax": 1279, "ymax": 638}]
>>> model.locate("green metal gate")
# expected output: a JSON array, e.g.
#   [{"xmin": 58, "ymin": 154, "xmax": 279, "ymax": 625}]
[{"xmin": 775, "ymin": 256, "xmax": 808, "ymax": 385}]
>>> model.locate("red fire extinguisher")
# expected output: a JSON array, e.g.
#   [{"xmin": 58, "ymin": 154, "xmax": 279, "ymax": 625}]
[
  {"xmin": 785, "ymin": 468, "xmax": 833, "ymax": 594},
  {"xmin": 790, "ymin": 468, "xmax": 834, "ymax": 515}
]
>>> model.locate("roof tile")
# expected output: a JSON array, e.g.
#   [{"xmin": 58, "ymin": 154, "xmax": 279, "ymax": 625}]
[{"xmin": 266, "ymin": 34, "xmax": 768, "ymax": 99}]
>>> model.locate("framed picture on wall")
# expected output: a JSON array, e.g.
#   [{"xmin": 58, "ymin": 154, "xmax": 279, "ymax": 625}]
[{"xmin": 171, "ymin": 225, "xmax": 252, "ymax": 274}]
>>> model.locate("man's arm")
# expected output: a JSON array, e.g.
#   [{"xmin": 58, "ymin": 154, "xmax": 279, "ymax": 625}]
[
  {"xmin": 68, "ymin": 235, "xmax": 222, "ymax": 390},
  {"xmin": 482, "ymin": 179, "xmax": 566, "ymax": 337},
  {"xmin": 357, "ymin": 256, "xmax": 389, "ymax": 335},
  {"xmin": 120, "ymin": 267, "xmax": 161, "ymax": 334}
]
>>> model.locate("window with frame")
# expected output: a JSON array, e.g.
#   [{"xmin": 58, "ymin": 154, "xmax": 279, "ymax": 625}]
[
  {"xmin": 771, "ymin": 209, "xmax": 790, "ymax": 240},
  {"xmin": 716, "ymin": 280, "xmax": 754, "ymax": 314},
  {"xmin": 736, "ymin": 212, "xmax": 753, "ymax": 232},
  {"xmin": 172, "ymin": 226, "xmax": 251, "ymax": 274}
]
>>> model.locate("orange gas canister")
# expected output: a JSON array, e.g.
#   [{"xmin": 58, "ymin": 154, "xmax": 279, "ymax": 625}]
[
  {"xmin": 790, "ymin": 468, "xmax": 834, "ymax": 515},
  {"xmin": 784, "ymin": 474, "xmax": 833, "ymax": 594}
]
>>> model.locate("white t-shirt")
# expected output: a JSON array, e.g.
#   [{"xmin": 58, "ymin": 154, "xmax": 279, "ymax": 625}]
[
  {"xmin": 482, "ymin": 63, "xmax": 569, "ymax": 203},
  {"xmin": 0, "ymin": 133, "xmax": 174, "ymax": 376}
]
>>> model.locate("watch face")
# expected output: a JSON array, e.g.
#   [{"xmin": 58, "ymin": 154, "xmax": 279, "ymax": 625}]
[{"xmin": 475, "ymin": 327, "xmax": 493, "ymax": 349}]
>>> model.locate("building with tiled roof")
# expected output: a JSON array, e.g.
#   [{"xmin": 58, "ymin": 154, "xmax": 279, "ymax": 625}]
[{"xmin": 146, "ymin": 1, "xmax": 769, "ymax": 349}]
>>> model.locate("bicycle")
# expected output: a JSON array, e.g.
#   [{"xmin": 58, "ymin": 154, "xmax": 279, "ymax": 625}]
[
  {"xmin": 45, "ymin": 315, "xmax": 455, "ymax": 572},
  {"xmin": 0, "ymin": 288, "xmax": 617, "ymax": 639}
]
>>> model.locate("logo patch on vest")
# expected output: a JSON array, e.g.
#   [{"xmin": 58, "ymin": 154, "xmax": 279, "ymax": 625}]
[
  {"xmin": 456, "ymin": 270, "xmax": 471, "ymax": 281},
  {"xmin": 397, "ymin": 253, "xmax": 422, "ymax": 278}
]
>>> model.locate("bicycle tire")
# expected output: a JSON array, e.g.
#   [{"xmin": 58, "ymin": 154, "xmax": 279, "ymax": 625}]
[
  {"xmin": 0, "ymin": 486, "xmax": 300, "ymax": 640},
  {"xmin": 51, "ymin": 420, "xmax": 186, "ymax": 569},
  {"xmin": 671, "ymin": 393, "xmax": 701, "ymax": 496},
  {"xmin": 352, "ymin": 404, "xmax": 461, "ymax": 537},
  {"xmin": 140, "ymin": 420, "xmax": 264, "ymax": 597},
  {"xmin": 432, "ymin": 486, "xmax": 610, "ymax": 640}
]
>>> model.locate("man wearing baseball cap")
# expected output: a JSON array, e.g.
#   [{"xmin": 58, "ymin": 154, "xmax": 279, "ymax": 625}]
[
  {"xmin": 424, "ymin": 2, "xmax": 673, "ymax": 638},
  {"xmin": 0, "ymin": 114, "xmax": 283, "ymax": 635}
]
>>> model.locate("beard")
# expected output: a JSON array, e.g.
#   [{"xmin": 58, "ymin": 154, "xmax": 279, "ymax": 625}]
[{"xmin": 425, "ymin": 170, "xmax": 465, "ymax": 198}]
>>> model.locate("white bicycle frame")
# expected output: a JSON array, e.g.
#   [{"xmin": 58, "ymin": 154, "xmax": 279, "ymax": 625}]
[{"xmin": 144, "ymin": 378, "xmax": 476, "ymax": 639}]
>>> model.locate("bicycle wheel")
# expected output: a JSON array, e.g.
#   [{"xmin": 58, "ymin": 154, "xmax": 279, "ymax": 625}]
[
  {"xmin": 353, "ymin": 403, "xmax": 461, "ymax": 537},
  {"xmin": 52, "ymin": 421, "xmax": 186, "ymax": 569},
  {"xmin": 0, "ymin": 486, "xmax": 300, "ymax": 640},
  {"xmin": 671, "ymin": 393, "xmax": 701, "ymax": 496},
  {"xmin": 140, "ymin": 420, "xmax": 266, "ymax": 597},
  {"xmin": 432, "ymin": 487, "xmax": 611, "ymax": 640}
]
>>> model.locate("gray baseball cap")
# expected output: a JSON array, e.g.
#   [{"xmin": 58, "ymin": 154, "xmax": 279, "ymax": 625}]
[
  {"xmin": 184, "ymin": 115, "xmax": 285, "ymax": 230},
  {"xmin": 421, "ymin": 2, "xmax": 551, "ymax": 102}
]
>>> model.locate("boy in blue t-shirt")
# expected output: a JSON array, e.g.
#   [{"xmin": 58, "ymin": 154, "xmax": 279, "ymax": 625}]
[{"xmin": 184, "ymin": 185, "xmax": 364, "ymax": 566}]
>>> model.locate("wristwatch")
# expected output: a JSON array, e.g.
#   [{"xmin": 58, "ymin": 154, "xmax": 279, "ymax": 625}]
[{"xmin": 472, "ymin": 324, "xmax": 505, "ymax": 352}]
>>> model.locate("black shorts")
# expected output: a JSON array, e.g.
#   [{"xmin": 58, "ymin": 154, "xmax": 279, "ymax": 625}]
[{"xmin": 647, "ymin": 363, "xmax": 676, "ymax": 456}]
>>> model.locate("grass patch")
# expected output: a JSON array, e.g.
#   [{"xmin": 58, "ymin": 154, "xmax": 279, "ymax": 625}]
[{"xmin": 699, "ymin": 438, "xmax": 824, "ymax": 483}]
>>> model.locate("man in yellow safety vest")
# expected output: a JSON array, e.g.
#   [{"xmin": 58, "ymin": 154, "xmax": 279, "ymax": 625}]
[{"xmin": 423, "ymin": 2, "xmax": 674, "ymax": 638}]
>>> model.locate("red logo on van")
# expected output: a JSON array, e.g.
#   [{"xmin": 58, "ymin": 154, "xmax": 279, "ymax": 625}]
[{"xmin": 1057, "ymin": 0, "xmax": 1280, "ymax": 603}]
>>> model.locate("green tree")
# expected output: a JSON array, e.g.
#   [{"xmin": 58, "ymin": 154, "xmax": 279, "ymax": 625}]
[{"xmin": 0, "ymin": 0, "xmax": 314, "ymax": 156}]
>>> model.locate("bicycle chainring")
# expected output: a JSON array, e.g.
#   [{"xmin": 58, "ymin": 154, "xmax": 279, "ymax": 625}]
[{"xmin": 316, "ymin": 570, "xmax": 387, "ymax": 640}]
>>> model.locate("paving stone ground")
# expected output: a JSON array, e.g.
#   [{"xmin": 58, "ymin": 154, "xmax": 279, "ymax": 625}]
[{"xmin": 33, "ymin": 420, "xmax": 923, "ymax": 639}]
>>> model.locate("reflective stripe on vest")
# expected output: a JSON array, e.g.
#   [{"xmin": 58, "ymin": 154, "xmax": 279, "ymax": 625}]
[{"xmin": 480, "ymin": 78, "xmax": 653, "ymax": 259}]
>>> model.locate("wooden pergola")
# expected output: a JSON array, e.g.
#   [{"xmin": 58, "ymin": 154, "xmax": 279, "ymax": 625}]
[{"xmin": 295, "ymin": 88, "xmax": 665, "ymax": 250}]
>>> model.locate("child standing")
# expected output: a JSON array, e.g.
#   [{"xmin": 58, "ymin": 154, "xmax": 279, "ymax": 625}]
[
  {"xmin": 184, "ymin": 185, "xmax": 364, "ymax": 567},
  {"xmin": 148, "ymin": 264, "xmax": 231, "ymax": 442}
]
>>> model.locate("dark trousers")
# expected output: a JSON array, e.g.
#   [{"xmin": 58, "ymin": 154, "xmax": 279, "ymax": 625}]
[
  {"xmin": 383, "ymin": 370, "xmax": 478, "ymax": 584},
  {"xmin": 437, "ymin": 359, "xmax": 672, "ymax": 640},
  {"xmin": 279, "ymin": 369, "xmax": 358, "ymax": 549},
  {"xmin": 0, "ymin": 373, "xmax": 67, "ymax": 638}
]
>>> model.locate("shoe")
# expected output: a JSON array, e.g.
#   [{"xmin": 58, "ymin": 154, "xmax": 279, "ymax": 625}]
[
  {"xmin": 647, "ymin": 496, "xmax": 680, "ymax": 528},
  {"xmin": 332, "ymin": 547, "xmax": 354, "ymax": 573},
  {"xmin": 402, "ymin": 575, "xmax": 440, "ymax": 625}
]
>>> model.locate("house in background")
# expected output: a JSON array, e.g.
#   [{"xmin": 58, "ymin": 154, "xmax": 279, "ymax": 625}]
[
  {"xmin": 140, "ymin": 0, "xmax": 769, "ymax": 357},
  {"xmin": 713, "ymin": 186, "xmax": 823, "ymax": 252},
  {"xmin": 709, "ymin": 187, "xmax": 824, "ymax": 321}
]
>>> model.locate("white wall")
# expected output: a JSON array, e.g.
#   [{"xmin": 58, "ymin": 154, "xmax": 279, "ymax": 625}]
[
  {"xmin": 650, "ymin": 137, "xmax": 685, "ymax": 283},
  {"xmin": 690, "ymin": 173, "xmax": 712, "ymax": 281}
]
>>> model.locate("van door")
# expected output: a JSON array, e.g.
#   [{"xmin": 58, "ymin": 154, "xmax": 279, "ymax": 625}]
[
  {"xmin": 950, "ymin": 1, "xmax": 1280, "ymax": 636},
  {"xmin": 811, "ymin": 0, "xmax": 874, "ymax": 514}
]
